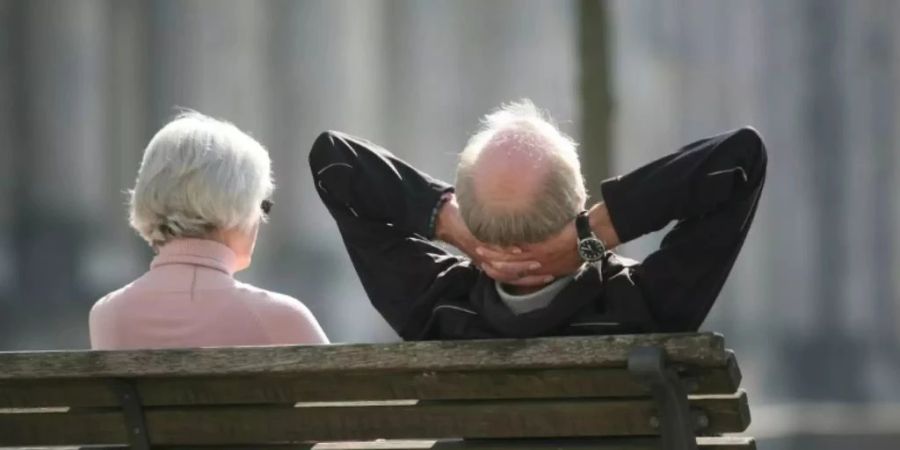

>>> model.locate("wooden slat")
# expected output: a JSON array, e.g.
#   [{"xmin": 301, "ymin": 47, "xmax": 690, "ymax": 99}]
[
  {"xmin": 0, "ymin": 379, "xmax": 118, "ymax": 408},
  {"xmin": 0, "ymin": 409, "xmax": 125, "ymax": 446},
  {"xmin": 0, "ymin": 363, "xmax": 742, "ymax": 407},
  {"xmin": 133, "ymin": 365, "xmax": 739, "ymax": 405},
  {"xmin": 310, "ymin": 437, "xmax": 756, "ymax": 450},
  {"xmin": 722, "ymin": 351, "xmax": 742, "ymax": 391},
  {"xmin": 0, "ymin": 394, "xmax": 749, "ymax": 446},
  {"xmin": 0, "ymin": 436, "xmax": 756, "ymax": 449},
  {"xmin": 694, "ymin": 392, "xmax": 752, "ymax": 437},
  {"xmin": 0, "ymin": 334, "xmax": 727, "ymax": 380}
]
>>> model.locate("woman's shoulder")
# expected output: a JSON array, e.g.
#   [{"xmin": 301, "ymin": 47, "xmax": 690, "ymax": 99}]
[
  {"xmin": 231, "ymin": 281, "xmax": 329, "ymax": 344},
  {"xmin": 231, "ymin": 280, "xmax": 314, "ymax": 316},
  {"xmin": 88, "ymin": 281, "xmax": 140, "ymax": 349},
  {"xmin": 90, "ymin": 282, "xmax": 136, "ymax": 316}
]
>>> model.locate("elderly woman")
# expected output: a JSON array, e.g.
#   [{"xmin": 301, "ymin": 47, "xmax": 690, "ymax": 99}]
[{"xmin": 89, "ymin": 112, "xmax": 328, "ymax": 349}]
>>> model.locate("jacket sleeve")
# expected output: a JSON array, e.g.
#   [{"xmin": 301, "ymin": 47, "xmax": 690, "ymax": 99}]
[
  {"xmin": 600, "ymin": 127, "xmax": 768, "ymax": 331},
  {"xmin": 308, "ymin": 131, "xmax": 475, "ymax": 339}
]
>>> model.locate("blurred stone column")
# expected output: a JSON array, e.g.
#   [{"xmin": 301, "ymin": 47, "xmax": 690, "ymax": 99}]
[
  {"xmin": 609, "ymin": 0, "xmax": 900, "ymax": 413},
  {"xmin": 0, "ymin": 0, "xmax": 19, "ymax": 328},
  {"xmin": 5, "ymin": 0, "xmax": 113, "ymax": 347},
  {"xmin": 261, "ymin": 0, "xmax": 393, "ymax": 342},
  {"xmin": 78, "ymin": 0, "xmax": 154, "ymax": 298},
  {"xmin": 579, "ymin": 0, "xmax": 613, "ymax": 192},
  {"xmin": 838, "ymin": 0, "xmax": 900, "ymax": 396}
]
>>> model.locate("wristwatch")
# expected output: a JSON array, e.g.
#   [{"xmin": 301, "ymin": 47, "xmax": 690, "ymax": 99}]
[{"xmin": 575, "ymin": 210, "xmax": 606, "ymax": 263}]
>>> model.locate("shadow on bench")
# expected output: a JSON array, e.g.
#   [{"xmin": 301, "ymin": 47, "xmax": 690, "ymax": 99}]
[{"xmin": 0, "ymin": 333, "xmax": 752, "ymax": 450}]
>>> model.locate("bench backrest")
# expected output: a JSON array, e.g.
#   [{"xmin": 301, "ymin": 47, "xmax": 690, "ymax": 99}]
[{"xmin": 0, "ymin": 333, "xmax": 751, "ymax": 449}]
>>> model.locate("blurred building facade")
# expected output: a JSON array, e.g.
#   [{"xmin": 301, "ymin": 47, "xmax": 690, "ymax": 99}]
[
  {"xmin": 1, "ymin": 1, "xmax": 899, "ymax": 448},
  {"xmin": 0, "ymin": 0, "xmax": 579, "ymax": 347},
  {"xmin": 611, "ymin": 1, "xmax": 900, "ymax": 447}
]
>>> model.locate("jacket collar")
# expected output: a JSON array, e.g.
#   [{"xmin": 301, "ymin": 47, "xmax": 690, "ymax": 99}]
[
  {"xmin": 474, "ymin": 267, "xmax": 603, "ymax": 338},
  {"xmin": 150, "ymin": 238, "xmax": 238, "ymax": 276}
]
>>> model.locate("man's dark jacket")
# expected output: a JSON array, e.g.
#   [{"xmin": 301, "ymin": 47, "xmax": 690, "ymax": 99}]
[{"xmin": 309, "ymin": 128, "xmax": 767, "ymax": 340}]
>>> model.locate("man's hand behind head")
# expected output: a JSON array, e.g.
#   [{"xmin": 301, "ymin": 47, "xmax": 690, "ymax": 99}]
[
  {"xmin": 476, "ymin": 203, "xmax": 622, "ymax": 285},
  {"xmin": 436, "ymin": 193, "xmax": 550, "ymax": 287},
  {"xmin": 477, "ymin": 220, "xmax": 581, "ymax": 284}
]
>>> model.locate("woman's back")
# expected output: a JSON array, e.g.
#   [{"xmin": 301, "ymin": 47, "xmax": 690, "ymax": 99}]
[
  {"xmin": 90, "ymin": 112, "xmax": 328, "ymax": 350},
  {"xmin": 90, "ymin": 239, "xmax": 328, "ymax": 350}
]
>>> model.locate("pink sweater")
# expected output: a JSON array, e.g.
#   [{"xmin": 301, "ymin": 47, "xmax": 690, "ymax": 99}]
[{"xmin": 89, "ymin": 238, "xmax": 329, "ymax": 349}]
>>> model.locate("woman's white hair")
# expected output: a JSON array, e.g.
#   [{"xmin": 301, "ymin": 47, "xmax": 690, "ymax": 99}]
[
  {"xmin": 455, "ymin": 99, "xmax": 587, "ymax": 245},
  {"xmin": 129, "ymin": 112, "xmax": 274, "ymax": 246}
]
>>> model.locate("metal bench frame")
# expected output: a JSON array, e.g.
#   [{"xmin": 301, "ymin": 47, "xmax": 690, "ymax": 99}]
[{"xmin": 629, "ymin": 346, "xmax": 708, "ymax": 450}]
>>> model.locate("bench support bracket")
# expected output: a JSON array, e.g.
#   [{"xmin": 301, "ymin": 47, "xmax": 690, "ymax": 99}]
[
  {"xmin": 111, "ymin": 379, "xmax": 151, "ymax": 450},
  {"xmin": 628, "ymin": 346, "xmax": 700, "ymax": 450}
]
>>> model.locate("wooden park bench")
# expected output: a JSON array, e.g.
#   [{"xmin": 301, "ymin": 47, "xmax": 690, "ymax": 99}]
[{"xmin": 0, "ymin": 333, "xmax": 752, "ymax": 450}]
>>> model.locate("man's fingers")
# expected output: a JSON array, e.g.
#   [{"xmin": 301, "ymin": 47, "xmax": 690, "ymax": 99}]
[
  {"xmin": 476, "ymin": 246, "xmax": 532, "ymax": 261},
  {"xmin": 489, "ymin": 260, "xmax": 541, "ymax": 272},
  {"xmin": 480, "ymin": 264, "xmax": 517, "ymax": 283},
  {"xmin": 476, "ymin": 246, "xmax": 512, "ymax": 260},
  {"xmin": 484, "ymin": 244, "xmax": 522, "ymax": 254}
]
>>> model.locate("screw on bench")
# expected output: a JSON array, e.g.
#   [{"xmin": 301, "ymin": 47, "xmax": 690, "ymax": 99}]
[
  {"xmin": 683, "ymin": 378, "xmax": 700, "ymax": 393},
  {"xmin": 694, "ymin": 411, "xmax": 710, "ymax": 429}
]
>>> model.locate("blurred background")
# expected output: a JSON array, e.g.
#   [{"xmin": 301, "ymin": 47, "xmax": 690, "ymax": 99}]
[{"xmin": 1, "ymin": 0, "xmax": 899, "ymax": 448}]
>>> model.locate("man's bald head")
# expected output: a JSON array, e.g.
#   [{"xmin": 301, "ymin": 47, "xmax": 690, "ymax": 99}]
[
  {"xmin": 469, "ymin": 129, "xmax": 554, "ymax": 213},
  {"xmin": 455, "ymin": 100, "xmax": 587, "ymax": 246}
]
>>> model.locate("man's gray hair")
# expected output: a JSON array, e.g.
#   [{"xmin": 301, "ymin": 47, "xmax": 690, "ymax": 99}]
[
  {"xmin": 455, "ymin": 100, "xmax": 587, "ymax": 246},
  {"xmin": 129, "ymin": 112, "xmax": 274, "ymax": 246}
]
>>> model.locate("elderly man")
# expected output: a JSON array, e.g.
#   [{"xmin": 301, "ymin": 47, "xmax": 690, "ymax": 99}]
[{"xmin": 309, "ymin": 100, "xmax": 766, "ymax": 340}]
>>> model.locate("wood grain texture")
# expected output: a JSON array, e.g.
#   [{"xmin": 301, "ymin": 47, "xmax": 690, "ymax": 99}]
[
  {"xmin": 0, "ymin": 363, "xmax": 741, "ymax": 408},
  {"xmin": 0, "ymin": 334, "xmax": 727, "ymax": 380},
  {"xmin": 0, "ymin": 395, "xmax": 749, "ymax": 446},
  {"xmin": 0, "ymin": 436, "xmax": 755, "ymax": 449},
  {"xmin": 0, "ymin": 334, "xmax": 750, "ymax": 448},
  {"xmin": 0, "ymin": 409, "xmax": 125, "ymax": 446},
  {"xmin": 694, "ymin": 391, "xmax": 752, "ymax": 436}
]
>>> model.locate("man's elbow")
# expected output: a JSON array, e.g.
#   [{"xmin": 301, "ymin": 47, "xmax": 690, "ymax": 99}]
[
  {"xmin": 308, "ymin": 130, "xmax": 341, "ymax": 173},
  {"xmin": 730, "ymin": 126, "xmax": 768, "ymax": 175}
]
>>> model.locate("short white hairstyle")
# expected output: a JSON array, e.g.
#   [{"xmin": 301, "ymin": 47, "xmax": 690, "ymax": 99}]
[
  {"xmin": 129, "ymin": 112, "xmax": 274, "ymax": 246},
  {"xmin": 455, "ymin": 100, "xmax": 587, "ymax": 245}
]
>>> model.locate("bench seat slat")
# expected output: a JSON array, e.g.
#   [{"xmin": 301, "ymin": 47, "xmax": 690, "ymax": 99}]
[
  {"xmin": 0, "ymin": 360, "xmax": 741, "ymax": 407},
  {"xmin": 0, "ymin": 334, "xmax": 727, "ymax": 380},
  {"xmin": 1, "ymin": 437, "xmax": 756, "ymax": 449},
  {"xmin": 0, "ymin": 394, "xmax": 750, "ymax": 446},
  {"xmin": 0, "ymin": 409, "xmax": 124, "ymax": 446}
]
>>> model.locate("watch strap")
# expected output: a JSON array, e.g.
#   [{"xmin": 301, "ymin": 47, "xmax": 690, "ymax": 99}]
[{"xmin": 575, "ymin": 210, "xmax": 594, "ymax": 240}]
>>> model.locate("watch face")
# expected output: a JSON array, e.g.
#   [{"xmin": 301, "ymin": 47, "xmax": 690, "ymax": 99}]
[{"xmin": 578, "ymin": 239, "xmax": 605, "ymax": 262}]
